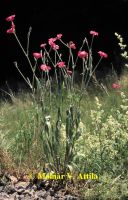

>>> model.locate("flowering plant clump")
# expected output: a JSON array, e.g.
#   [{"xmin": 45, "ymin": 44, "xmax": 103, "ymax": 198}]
[
  {"xmin": 6, "ymin": 13, "xmax": 128, "ymax": 181},
  {"xmin": 74, "ymin": 93, "xmax": 128, "ymax": 175},
  {"xmin": 1, "ymin": 14, "xmax": 128, "ymax": 199},
  {"xmin": 4, "ymin": 14, "xmax": 109, "ymax": 173},
  {"xmin": 115, "ymin": 32, "xmax": 128, "ymax": 68},
  {"xmin": 5, "ymin": 14, "xmax": 108, "ymax": 97}
]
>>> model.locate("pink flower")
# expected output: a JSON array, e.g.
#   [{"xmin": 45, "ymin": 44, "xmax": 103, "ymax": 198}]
[
  {"xmin": 40, "ymin": 64, "xmax": 51, "ymax": 72},
  {"xmin": 40, "ymin": 43, "xmax": 47, "ymax": 48},
  {"xmin": 98, "ymin": 51, "xmax": 108, "ymax": 58},
  {"xmin": 52, "ymin": 43, "xmax": 59, "ymax": 50},
  {"xmin": 48, "ymin": 37, "xmax": 59, "ymax": 50},
  {"xmin": 56, "ymin": 34, "xmax": 63, "ymax": 39},
  {"xmin": 78, "ymin": 51, "xmax": 88, "ymax": 59},
  {"xmin": 6, "ymin": 14, "xmax": 15, "ymax": 22},
  {"xmin": 33, "ymin": 52, "xmax": 42, "ymax": 59},
  {"xmin": 69, "ymin": 41, "xmax": 76, "ymax": 49},
  {"xmin": 56, "ymin": 61, "xmax": 65, "ymax": 68},
  {"xmin": 112, "ymin": 83, "xmax": 121, "ymax": 89},
  {"xmin": 6, "ymin": 23, "xmax": 15, "ymax": 34},
  {"xmin": 67, "ymin": 69, "xmax": 72, "ymax": 75},
  {"xmin": 48, "ymin": 38, "xmax": 57, "ymax": 45},
  {"xmin": 7, "ymin": 28, "xmax": 14, "ymax": 34},
  {"xmin": 90, "ymin": 30, "xmax": 99, "ymax": 36}
]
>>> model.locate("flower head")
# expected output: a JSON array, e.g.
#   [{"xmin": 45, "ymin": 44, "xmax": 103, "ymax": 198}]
[
  {"xmin": 40, "ymin": 64, "xmax": 51, "ymax": 72},
  {"xmin": 112, "ymin": 83, "xmax": 121, "ymax": 89},
  {"xmin": 6, "ymin": 23, "xmax": 15, "ymax": 34},
  {"xmin": 78, "ymin": 51, "xmax": 88, "ymax": 59},
  {"xmin": 90, "ymin": 30, "xmax": 99, "ymax": 36},
  {"xmin": 48, "ymin": 38, "xmax": 57, "ymax": 45},
  {"xmin": 52, "ymin": 43, "xmax": 59, "ymax": 50},
  {"xmin": 56, "ymin": 61, "xmax": 65, "ymax": 68},
  {"xmin": 33, "ymin": 52, "xmax": 42, "ymax": 59},
  {"xmin": 6, "ymin": 14, "xmax": 15, "ymax": 22},
  {"xmin": 67, "ymin": 69, "xmax": 72, "ymax": 75},
  {"xmin": 69, "ymin": 41, "xmax": 76, "ymax": 49},
  {"xmin": 98, "ymin": 51, "xmax": 108, "ymax": 58},
  {"xmin": 48, "ymin": 37, "xmax": 59, "ymax": 50},
  {"xmin": 40, "ymin": 43, "xmax": 47, "ymax": 48},
  {"xmin": 56, "ymin": 34, "xmax": 63, "ymax": 39}
]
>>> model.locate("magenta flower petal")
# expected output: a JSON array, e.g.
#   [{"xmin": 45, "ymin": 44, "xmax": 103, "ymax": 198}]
[
  {"xmin": 6, "ymin": 24, "xmax": 15, "ymax": 34},
  {"xmin": 48, "ymin": 38, "xmax": 57, "ymax": 45},
  {"xmin": 6, "ymin": 15, "xmax": 15, "ymax": 22},
  {"xmin": 40, "ymin": 43, "xmax": 47, "ymax": 48},
  {"xmin": 98, "ymin": 51, "xmax": 108, "ymax": 58},
  {"xmin": 90, "ymin": 30, "xmax": 99, "ymax": 36},
  {"xmin": 40, "ymin": 64, "xmax": 51, "ymax": 72},
  {"xmin": 78, "ymin": 51, "xmax": 88, "ymax": 59},
  {"xmin": 69, "ymin": 41, "xmax": 76, "ymax": 49},
  {"xmin": 112, "ymin": 83, "xmax": 121, "ymax": 89},
  {"xmin": 56, "ymin": 61, "xmax": 65, "ymax": 68},
  {"xmin": 56, "ymin": 34, "xmax": 63, "ymax": 39},
  {"xmin": 33, "ymin": 53, "xmax": 42, "ymax": 59}
]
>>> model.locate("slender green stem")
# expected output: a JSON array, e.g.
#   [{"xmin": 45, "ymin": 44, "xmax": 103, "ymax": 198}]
[
  {"xmin": 32, "ymin": 60, "xmax": 37, "ymax": 90},
  {"xmin": 13, "ymin": 61, "xmax": 32, "ymax": 89},
  {"xmin": 27, "ymin": 26, "xmax": 32, "ymax": 56},
  {"xmin": 81, "ymin": 59, "xmax": 86, "ymax": 90},
  {"xmin": 70, "ymin": 48, "xmax": 75, "ymax": 90},
  {"xmin": 91, "ymin": 57, "xmax": 102, "ymax": 75},
  {"xmin": 59, "ymin": 39, "xmax": 69, "ymax": 48},
  {"xmin": 54, "ymin": 51, "xmax": 59, "ymax": 85},
  {"xmin": 44, "ymin": 47, "xmax": 55, "ymax": 67},
  {"xmin": 90, "ymin": 35, "xmax": 94, "ymax": 50},
  {"xmin": 14, "ymin": 32, "xmax": 38, "ymax": 92},
  {"xmin": 14, "ymin": 33, "xmax": 34, "ymax": 73},
  {"xmin": 67, "ymin": 48, "xmax": 71, "ymax": 69},
  {"xmin": 47, "ymin": 72, "xmax": 52, "ymax": 109},
  {"xmin": 85, "ymin": 57, "xmax": 102, "ymax": 88}
]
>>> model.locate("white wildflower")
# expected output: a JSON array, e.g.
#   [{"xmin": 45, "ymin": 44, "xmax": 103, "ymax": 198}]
[{"xmin": 120, "ymin": 105, "xmax": 128, "ymax": 111}]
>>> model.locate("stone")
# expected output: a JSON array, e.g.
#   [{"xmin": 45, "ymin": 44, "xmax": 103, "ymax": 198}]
[
  {"xmin": 15, "ymin": 181, "xmax": 29, "ymax": 190},
  {"xmin": 36, "ymin": 190, "xmax": 47, "ymax": 198},
  {"xmin": 17, "ymin": 188, "xmax": 25, "ymax": 194},
  {"xmin": 0, "ymin": 192, "xmax": 9, "ymax": 198},
  {"xmin": 14, "ymin": 194, "xmax": 20, "ymax": 199},
  {"xmin": 9, "ymin": 175, "xmax": 18, "ymax": 185},
  {"xmin": 4, "ymin": 185, "xmax": 16, "ymax": 194},
  {"xmin": 18, "ymin": 194, "xmax": 25, "ymax": 200},
  {"xmin": 46, "ymin": 195, "xmax": 53, "ymax": 200},
  {"xmin": 32, "ymin": 185, "xmax": 37, "ymax": 191},
  {"xmin": 0, "ymin": 186, "xmax": 4, "ymax": 192},
  {"xmin": 49, "ymin": 188, "xmax": 54, "ymax": 196},
  {"xmin": 9, "ymin": 192, "xmax": 18, "ymax": 199},
  {"xmin": 64, "ymin": 195, "xmax": 80, "ymax": 200},
  {"xmin": 29, "ymin": 188, "xmax": 35, "ymax": 197},
  {"xmin": 23, "ymin": 189, "xmax": 31, "ymax": 196}
]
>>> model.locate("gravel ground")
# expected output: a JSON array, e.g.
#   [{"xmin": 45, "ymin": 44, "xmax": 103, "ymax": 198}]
[{"xmin": 0, "ymin": 174, "xmax": 82, "ymax": 200}]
